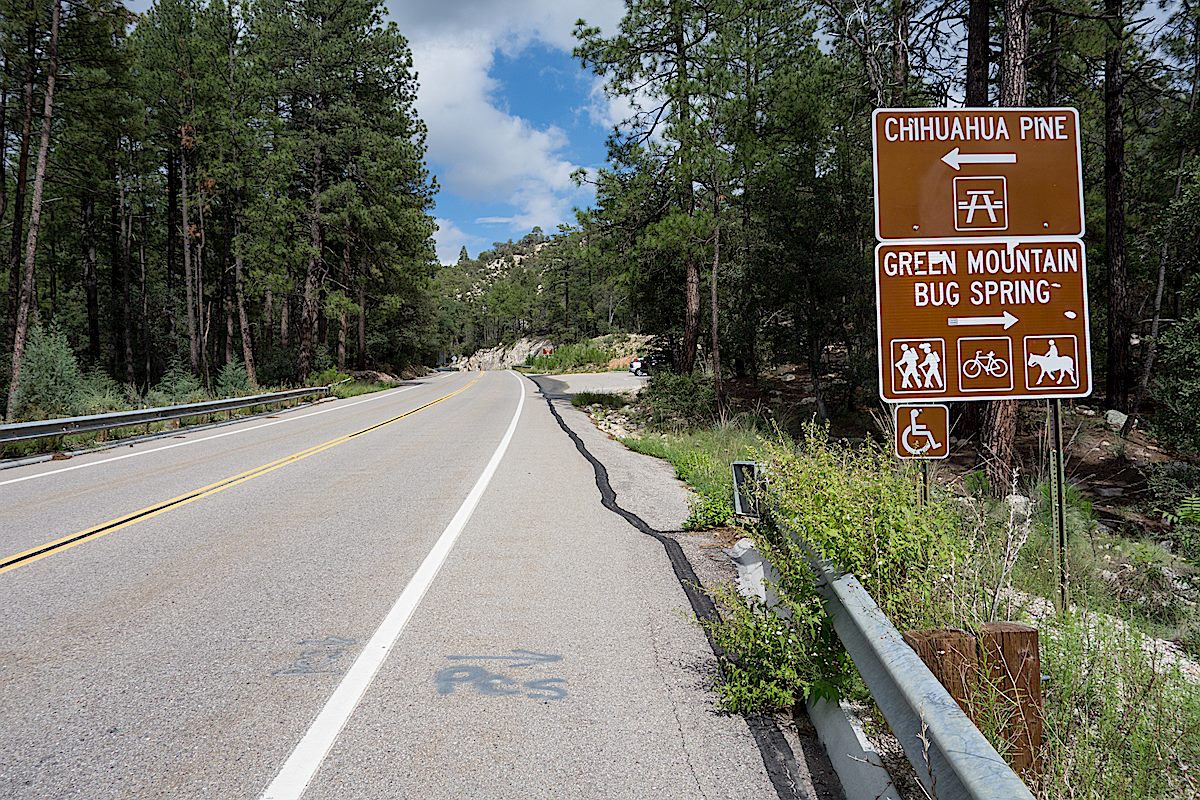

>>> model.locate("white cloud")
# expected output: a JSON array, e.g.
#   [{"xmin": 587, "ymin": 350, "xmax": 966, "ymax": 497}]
[
  {"xmin": 386, "ymin": 0, "xmax": 622, "ymax": 238},
  {"xmin": 433, "ymin": 217, "xmax": 484, "ymax": 264}
]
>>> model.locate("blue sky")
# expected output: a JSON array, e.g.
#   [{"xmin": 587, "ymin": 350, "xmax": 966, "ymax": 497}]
[{"xmin": 384, "ymin": 0, "xmax": 626, "ymax": 263}]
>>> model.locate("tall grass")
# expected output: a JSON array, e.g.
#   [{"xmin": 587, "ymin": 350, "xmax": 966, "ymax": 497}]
[{"xmin": 624, "ymin": 421, "xmax": 766, "ymax": 529}]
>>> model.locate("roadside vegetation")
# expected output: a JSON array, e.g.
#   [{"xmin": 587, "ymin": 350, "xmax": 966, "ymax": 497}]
[
  {"xmin": 1, "ymin": 324, "xmax": 398, "ymax": 458},
  {"xmin": 523, "ymin": 342, "xmax": 615, "ymax": 373},
  {"xmin": 608, "ymin": 370, "xmax": 1200, "ymax": 799},
  {"xmin": 569, "ymin": 391, "xmax": 627, "ymax": 410}
]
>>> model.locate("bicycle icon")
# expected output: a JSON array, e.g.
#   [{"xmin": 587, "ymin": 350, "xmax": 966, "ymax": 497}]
[
  {"xmin": 956, "ymin": 336, "xmax": 1014, "ymax": 392},
  {"xmin": 962, "ymin": 350, "xmax": 1010, "ymax": 380}
]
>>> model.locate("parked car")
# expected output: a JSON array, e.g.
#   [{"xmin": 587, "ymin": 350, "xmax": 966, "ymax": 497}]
[{"xmin": 630, "ymin": 352, "xmax": 672, "ymax": 377}]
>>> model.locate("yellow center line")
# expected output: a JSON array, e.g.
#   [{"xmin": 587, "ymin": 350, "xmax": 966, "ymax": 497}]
[{"xmin": 0, "ymin": 378, "xmax": 480, "ymax": 575}]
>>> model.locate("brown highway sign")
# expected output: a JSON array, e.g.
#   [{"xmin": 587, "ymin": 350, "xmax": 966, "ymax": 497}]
[
  {"xmin": 894, "ymin": 404, "xmax": 950, "ymax": 460},
  {"xmin": 873, "ymin": 108, "xmax": 1083, "ymax": 240},
  {"xmin": 875, "ymin": 239, "xmax": 1092, "ymax": 402}
]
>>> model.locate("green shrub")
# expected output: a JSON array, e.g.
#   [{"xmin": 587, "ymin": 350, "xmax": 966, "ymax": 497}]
[
  {"xmin": 1154, "ymin": 312, "xmax": 1200, "ymax": 452},
  {"xmin": 570, "ymin": 391, "xmax": 627, "ymax": 410},
  {"xmin": 624, "ymin": 422, "xmax": 764, "ymax": 529},
  {"xmin": 216, "ymin": 357, "xmax": 253, "ymax": 397},
  {"xmin": 310, "ymin": 366, "xmax": 351, "ymax": 387},
  {"xmin": 964, "ymin": 468, "xmax": 991, "ymax": 499},
  {"xmin": 758, "ymin": 425, "xmax": 963, "ymax": 627},
  {"xmin": 77, "ymin": 368, "xmax": 132, "ymax": 415},
  {"xmin": 1037, "ymin": 611, "xmax": 1200, "ymax": 799},
  {"xmin": 11, "ymin": 323, "xmax": 85, "ymax": 421},
  {"xmin": 640, "ymin": 371, "xmax": 717, "ymax": 430},
  {"xmin": 524, "ymin": 342, "xmax": 614, "ymax": 373},
  {"xmin": 146, "ymin": 361, "xmax": 207, "ymax": 407}
]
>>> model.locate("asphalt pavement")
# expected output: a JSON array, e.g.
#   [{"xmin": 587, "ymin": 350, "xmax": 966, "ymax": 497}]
[{"xmin": 0, "ymin": 370, "xmax": 835, "ymax": 799}]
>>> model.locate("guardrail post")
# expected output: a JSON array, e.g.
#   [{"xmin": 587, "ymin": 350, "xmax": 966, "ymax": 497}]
[
  {"xmin": 904, "ymin": 623, "xmax": 1043, "ymax": 779},
  {"xmin": 978, "ymin": 622, "xmax": 1043, "ymax": 777},
  {"xmin": 903, "ymin": 629, "xmax": 978, "ymax": 718}
]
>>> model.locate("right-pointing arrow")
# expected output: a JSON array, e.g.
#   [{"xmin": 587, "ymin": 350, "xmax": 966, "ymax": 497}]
[
  {"xmin": 947, "ymin": 310, "xmax": 1019, "ymax": 329},
  {"xmin": 941, "ymin": 147, "xmax": 1019, "ymax": 171}
]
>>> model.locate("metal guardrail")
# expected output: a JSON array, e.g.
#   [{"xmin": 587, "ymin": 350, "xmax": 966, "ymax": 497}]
[
  {"xmin": 0, "ymin": 385, "xmax": 332, "ymax": 444},
  {"xmin": 734, "ymin": 463, "xmax": 1035, "ymax": 800}
]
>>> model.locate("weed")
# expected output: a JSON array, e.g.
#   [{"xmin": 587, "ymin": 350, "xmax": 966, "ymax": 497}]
[{"xmin": 704, "ymin": 583, "xmax": 847, "ymax": 713}]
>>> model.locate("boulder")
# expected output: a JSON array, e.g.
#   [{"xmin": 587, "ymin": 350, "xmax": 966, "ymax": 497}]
[{"xmin": 1105, "ymin": 409, "xmax": 1129, "ymax": 430}]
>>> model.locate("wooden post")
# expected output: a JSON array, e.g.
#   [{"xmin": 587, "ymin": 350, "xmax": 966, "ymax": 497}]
[
  {"xmin": 905, "ymin": 624, "xmax": 1043, "ymax": 777},
  {"xmin": 902, "ymin": 629, "xmax": 978, "ymax": 717},
  {"xmin": 978, "ymin": 622, "xmax": 1043, "ymax": 776}
]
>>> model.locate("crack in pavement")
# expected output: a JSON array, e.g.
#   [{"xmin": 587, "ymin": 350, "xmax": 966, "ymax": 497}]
[
  {"xmin": 648, "ymin": 614, "xmax": 710, "ymax": 800},
  {"xmin": 527, "ymin": 374, "xmax": 834, "ymax": 800}
]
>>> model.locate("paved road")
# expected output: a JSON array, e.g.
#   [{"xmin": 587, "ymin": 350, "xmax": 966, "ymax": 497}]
[{"xmin": 0, "ymin": 371, "xmax": 836, "ymax": 799}]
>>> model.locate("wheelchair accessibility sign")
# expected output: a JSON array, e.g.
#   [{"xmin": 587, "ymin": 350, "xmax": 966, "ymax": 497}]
[{"xmin": 894, "ymin": 404, "xmax": 950, "ymax": 460}]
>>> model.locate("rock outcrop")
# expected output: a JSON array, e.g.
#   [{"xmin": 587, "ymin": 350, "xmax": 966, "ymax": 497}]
[{"xmin": 456, "ymin": 337, "xmax": 554, "ymax": 371}]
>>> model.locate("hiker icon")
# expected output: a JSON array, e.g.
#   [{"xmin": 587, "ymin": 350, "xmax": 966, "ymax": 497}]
[
  {"xmin": 892, "ymin": 339, "xmax": 946, "ymax": 393},
  {"xmin": 901, "ymin": 408, "xmax": 941, "ymax": 455},
  {"xmin": 1024, "ymin": 335, "xmax": 1078, "ymax": 389}
]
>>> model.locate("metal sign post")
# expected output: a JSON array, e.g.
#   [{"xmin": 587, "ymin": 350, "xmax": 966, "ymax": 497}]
[{"xmin": 1049, "ymin": 400, "xmax": 1069, "ymax": 610}]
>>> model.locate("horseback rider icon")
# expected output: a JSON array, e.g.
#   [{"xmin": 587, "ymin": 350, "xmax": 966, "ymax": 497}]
[{"xmin": 1027, "ymin": 337, "xmax": 1077, "ymax": 387}]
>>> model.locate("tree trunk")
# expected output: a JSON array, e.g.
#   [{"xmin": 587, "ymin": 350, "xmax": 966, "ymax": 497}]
[
  {"xmin": 1000, "ymin": 0, "xmax": 1030, "ymax": 105},
  {"xmin": 166, "ymin": 151, "xmax": 178, "ymax": 342},
  {"xmin": 1047, "ymin": 12, "xmax": 1060, "ymax": 103},
  {"xmin": 337, "ymin": 235, "xmax": 349, "ymax": 370},
  {"xmin": 0, "ymin": 54, "xmax": 9, "ymax": 228},
  {"xmin": 892, "ymin": 0, "xmax": 910, "ymax": 104},
  {"xmin": 197, "ymin": 195, "xmax": 209, "ymax": 387},
  {"xmin": 180, "ymin": 144, "xmax": 200, "ymax": 374},
  {"xmin": 119, "ymin": 174, "xmax": 134, "ymax": 384},
  {"xmin": 280, "ymin": 295, "xmax": 290, "ymax": 350},
  {"xmin": 48, "ymin": 205, "xmax": 56, "ymax": 319},
  {"xmin": 263, "ymin": 287, "xmax": 274, "ymax": 352},
  {"xmin": 4, "ymin": 27, "xmax": 36, "ymax": 357},
  {"xmin": 233, "ymin": 211, "xmax": 257, "ymax": 387},
  {"xmin": 966, "ymin": 0, "xmax": 990, "ymax": 105},
  {"xmin": 671, "ymin": 0, "xmax": 700, "ymax": 374},
  {"xmin": 1104, "ymin": 0, "xmax": 1131, "ymax": 412},
  {"xmin": 6, "ymin": 0, "xmax": 61, "ymax": 420},
  {"xmin": 357, "ymin": 279, "xmax": 366, "ymax": 370},
  {"xmin": 82, "ymin": 196, "xmax": 100, "ymax": 362},
  {"xmin": 298, "ymin": 150, "xmax": 322, "ymax": 377},
  {"xmin": 710, "ymin": 214, "xmax": 724, "ymax": 413},
  {"xmin": 980, "ymin": 0, "xmax": 1030, "ymax": 492},
  {"xmin": 140, "ymin": 213, "xmax": 150, "ymax": 383}
]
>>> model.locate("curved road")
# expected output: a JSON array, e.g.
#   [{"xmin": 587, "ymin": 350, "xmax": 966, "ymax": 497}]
[{"xmin": 0, "ymin": 370, "xmax": 835, "ymax": 799}]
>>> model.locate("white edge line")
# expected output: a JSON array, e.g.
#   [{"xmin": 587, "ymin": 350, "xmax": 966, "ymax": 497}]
[
  {"xmin": 259, "ymin": 370, "xmax": 526, "ymax": 800},
  {"xmin": 0, "ymin": 375, "xmax": 459, "ymax": 488}
]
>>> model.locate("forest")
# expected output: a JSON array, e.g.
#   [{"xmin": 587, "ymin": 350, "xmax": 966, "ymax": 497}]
[
  {"xmin": 0, "ymin": 0, "xmax": 437, "ymax": 423},
  {"xmin": 2, "ymin": 0, "xmax": 1199, "ymax": 482},
  {"xmin": 435, "ymin": 0, "xmax": 1200, "ymax": 485}
]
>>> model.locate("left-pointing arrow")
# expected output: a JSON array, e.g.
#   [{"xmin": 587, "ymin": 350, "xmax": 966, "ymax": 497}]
[
  {"xmin": 947, "ymin": 310, "xmax": 1019, "ymax": 329},
  {"xmin": 941, "ymin": 147, "xmax": 1018, "ymax": 171}
]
